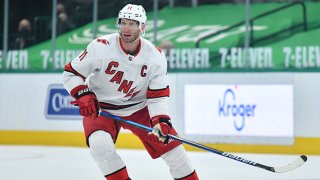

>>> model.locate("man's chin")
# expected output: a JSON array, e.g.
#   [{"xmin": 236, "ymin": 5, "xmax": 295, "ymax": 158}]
[
  {"xmin": 121, "ymin": 36, "xmax": 133, "ymax": 43},
  {"xmin": 124, "ymin": 38, "xmax": 138, "ymax": 44},
  {"xmin": 125, "ymin": 39, "xmax": 134, "ymax": 43}
]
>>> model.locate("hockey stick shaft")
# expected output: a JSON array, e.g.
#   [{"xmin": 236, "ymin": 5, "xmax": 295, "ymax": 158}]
[{"xmin": 100, "ymin": 111, "xmax": 307, "ymax": 173}]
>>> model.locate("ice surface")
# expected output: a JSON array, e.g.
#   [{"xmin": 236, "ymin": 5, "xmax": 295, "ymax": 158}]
[{"xmin": 0, "ymin": 145, "xmax": 318, "ymax": 180}]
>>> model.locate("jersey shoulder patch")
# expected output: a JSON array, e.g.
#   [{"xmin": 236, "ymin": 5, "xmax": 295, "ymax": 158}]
[
  {"xmin": 96, "ymin": 38, "xmax": 109, "ymax": 45},
  {"xmin": 95, "ymin": 33, "xmax": 118, "ymax": 46},
  {"xmin": 153, "ymin": 44, "xmax": 162, "ymax": 54}
]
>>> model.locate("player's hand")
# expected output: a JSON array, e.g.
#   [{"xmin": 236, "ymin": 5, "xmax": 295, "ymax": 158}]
[
  {"xmin": 70, "ymin": 85, "xmax": 99, "ymax": 119},
  {"xmin": 147, "ymin": 115, "xmax": 172, "ymax": 144}
]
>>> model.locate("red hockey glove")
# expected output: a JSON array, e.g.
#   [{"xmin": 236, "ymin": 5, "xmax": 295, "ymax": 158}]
[
  {"xmin": 147, "ymin": 115, "xmax": 172, "ymax": 144},
  {"xmin": 70, "ymin": 85, "xmax": 99, "ymax": 118}
]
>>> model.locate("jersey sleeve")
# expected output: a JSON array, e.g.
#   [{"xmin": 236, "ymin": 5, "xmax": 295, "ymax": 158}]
[
  {"xmin": 63, "ymin": 41, "xmax": 101, "ymax": 94},
  {"xmin": 147, "ymin": 55, "xmax": 171, "ymax": 119}
]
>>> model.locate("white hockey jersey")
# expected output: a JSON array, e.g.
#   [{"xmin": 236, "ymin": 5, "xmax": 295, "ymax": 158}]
[{"xmin": 63, "ymin": 33, "xmax": 170, "ymax": 118}]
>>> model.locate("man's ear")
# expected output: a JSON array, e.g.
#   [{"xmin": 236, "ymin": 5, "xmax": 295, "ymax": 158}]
[{"xmin": 141, "ymin": 23, "xmax": 146, "ymax": 31}]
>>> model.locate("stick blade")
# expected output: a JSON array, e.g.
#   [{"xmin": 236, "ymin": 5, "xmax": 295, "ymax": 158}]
[{"xmin": 274, "ymin": 155, "xmax": 307, "ymax": 173}]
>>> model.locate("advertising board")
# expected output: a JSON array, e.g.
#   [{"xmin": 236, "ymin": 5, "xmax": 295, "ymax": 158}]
[{"xmin": 184, "ymin": 84, "xmax": 294, "ymax": 144}]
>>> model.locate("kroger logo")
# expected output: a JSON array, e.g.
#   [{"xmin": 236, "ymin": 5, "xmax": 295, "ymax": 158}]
[
  {"xmin": 218, "ymin": 88, "xmax": 256, "ymax": 131},
  {"xmin": 45, "ymin": 84, "xmax": 81, "ymax": 119}
]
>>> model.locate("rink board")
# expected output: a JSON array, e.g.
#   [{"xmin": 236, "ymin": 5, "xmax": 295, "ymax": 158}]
[
  {"xmin": 0, "ymin": 130, "xmax": 319, "ymax": 155},
  {"xmin": 0, "ymin": 73, "xmax": 320, "ymax": 154}
]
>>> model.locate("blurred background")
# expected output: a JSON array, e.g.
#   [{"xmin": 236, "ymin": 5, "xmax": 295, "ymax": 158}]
[{"xmin": 1, "ymin": 0, "xmax": 320, "ymax": 163}]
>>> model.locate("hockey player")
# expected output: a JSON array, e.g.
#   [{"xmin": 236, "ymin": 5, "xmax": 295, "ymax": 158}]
[{"xmin": 63, "ymin": 4, "xmax": 199, "ymax": 180}]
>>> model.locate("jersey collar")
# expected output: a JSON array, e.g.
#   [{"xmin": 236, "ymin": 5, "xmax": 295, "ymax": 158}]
[{"xmin": 119, "ymin": 37, "xmax": 142, "ymax": 57}]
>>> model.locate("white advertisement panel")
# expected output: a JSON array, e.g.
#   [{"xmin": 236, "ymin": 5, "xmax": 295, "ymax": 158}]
[
  {"xmin": 184, "ymin": 84, "xmax": 294, "ymax": 144},
  {"xmin": 0, "ymin": 74, "xmax": 84, "ymax": 131}
]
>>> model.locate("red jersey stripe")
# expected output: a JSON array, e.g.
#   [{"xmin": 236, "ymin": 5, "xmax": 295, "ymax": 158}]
[
  {"xmin": 64, "ymin": 63, "xmax": 85, "ymax": 80},
  {"xmin": 147, "ymin": 86, "xmax": 170, "ymax": 99},
  {"xmin": 99, "ymin": 101, "xmax": 143, "ymax": 110}
]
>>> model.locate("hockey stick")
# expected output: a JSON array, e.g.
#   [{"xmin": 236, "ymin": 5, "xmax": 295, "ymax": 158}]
[{"xmin": 100, "ymin": 111, "xmax": 307, "ymax": 173}]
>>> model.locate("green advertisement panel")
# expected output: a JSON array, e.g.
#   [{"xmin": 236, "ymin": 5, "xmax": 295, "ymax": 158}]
[{"xmin": 1, "ymin": 2, "xmax": 320, "ymax": 73}]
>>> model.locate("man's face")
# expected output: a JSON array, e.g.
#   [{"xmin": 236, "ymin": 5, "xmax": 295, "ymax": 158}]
[{"xmin": 119, "ymin": 18, "xmax": 141, "ymax": 43}]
